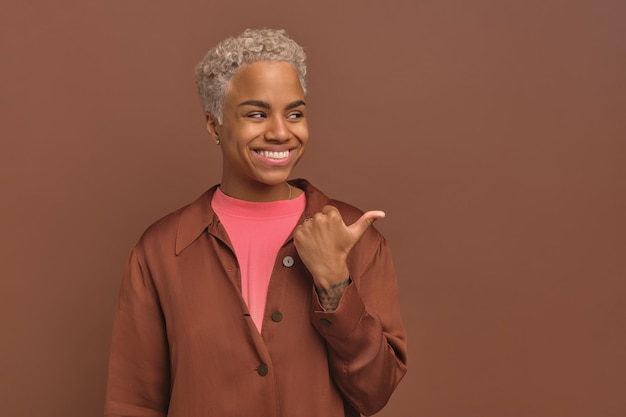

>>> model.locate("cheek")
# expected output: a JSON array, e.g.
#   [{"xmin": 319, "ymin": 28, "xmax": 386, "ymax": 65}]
[
  {"xmin": 295, "ymin": 125, "xmax": 309, "ymax": 142},
  {"xmin": 221, "ymin": 127, "xmax": 250, "ymax": 147}
]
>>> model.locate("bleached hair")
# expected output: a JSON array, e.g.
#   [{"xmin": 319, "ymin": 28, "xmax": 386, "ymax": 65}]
[{"xmin": 194, "ymin": 28, "xmax": 307, "ymax": 123}]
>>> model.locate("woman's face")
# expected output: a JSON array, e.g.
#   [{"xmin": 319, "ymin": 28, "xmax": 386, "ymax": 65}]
[{"xmin": 208, "ymin": 60, "xmax": 308, "ymax": 201}]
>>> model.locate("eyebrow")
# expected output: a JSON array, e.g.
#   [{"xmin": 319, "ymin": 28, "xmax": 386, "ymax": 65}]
[{"xmin": 238, "ymin": 100, "xmax": 306, "ymax": 110}]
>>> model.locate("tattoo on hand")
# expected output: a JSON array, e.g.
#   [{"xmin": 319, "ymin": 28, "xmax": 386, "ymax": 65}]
[{"xmin": 317, "ymin": 278, "xmax": 351, "ymax": 312}]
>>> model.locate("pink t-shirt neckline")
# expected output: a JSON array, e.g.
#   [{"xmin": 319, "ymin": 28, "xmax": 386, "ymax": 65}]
[{"xmin": 212, "ymin": 187, "xmax": 305, "ymax": 219}]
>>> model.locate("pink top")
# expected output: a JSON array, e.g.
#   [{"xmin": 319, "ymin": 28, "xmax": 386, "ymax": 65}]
[{"xmin": 211, "ymin": 188, "xmax": 305, "ymax": 331}]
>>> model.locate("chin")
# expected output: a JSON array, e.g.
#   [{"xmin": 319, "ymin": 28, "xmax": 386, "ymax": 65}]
[
  {"xmin": 258, "ymin": 175, "xmax": 291, "ymax": 186},
  {"xmin": 254, "ymin": 171, "xmax": 293, "ymax": 185}
]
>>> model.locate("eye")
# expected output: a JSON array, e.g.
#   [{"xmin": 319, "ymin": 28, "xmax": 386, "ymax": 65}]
[
  {"xmin": 246, "ymin": 112, "xmax": 266, "ymax": 119},
  {"xmin": 287, "ymin": 111, "xmax": 304, "ymax": 120}
]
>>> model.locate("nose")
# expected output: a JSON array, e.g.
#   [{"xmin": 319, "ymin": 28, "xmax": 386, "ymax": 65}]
[{"xmin": 264, "ymin": 116, "xmax": 291, "ymax": 142}]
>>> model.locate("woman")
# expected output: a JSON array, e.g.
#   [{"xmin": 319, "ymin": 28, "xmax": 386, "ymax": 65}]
[{"xmin": 105, "ymin": 28, "xmax": 407, "ymax": 417}]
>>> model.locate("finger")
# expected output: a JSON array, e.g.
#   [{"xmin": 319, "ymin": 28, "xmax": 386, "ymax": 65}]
[
  {"xmin": 348, "ymin": 210, "xmax": 386, "ymax": 239},
  {"xmin": 321, "ymin": 205, "xmax": 340, "ymax": 215},
  {"xmin": 314, "ymin": 205, "xmax": 342, "ymax": 224}
]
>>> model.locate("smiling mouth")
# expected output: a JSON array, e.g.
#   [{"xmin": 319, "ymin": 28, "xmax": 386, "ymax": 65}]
[{"xmin": 255, "ymin": 150, "xmax": 290, "ymax": 160}]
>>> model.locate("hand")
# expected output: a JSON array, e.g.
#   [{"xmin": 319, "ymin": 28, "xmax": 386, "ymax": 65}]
[{"xmin": 293, "ymin": 205, "xmax": 385, "ymax": 290}]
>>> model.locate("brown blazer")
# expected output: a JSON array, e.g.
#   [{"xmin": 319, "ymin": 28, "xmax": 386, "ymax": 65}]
[{"xmin": 105, "ymin": 179, "xmax": 407, "ymax": 417}]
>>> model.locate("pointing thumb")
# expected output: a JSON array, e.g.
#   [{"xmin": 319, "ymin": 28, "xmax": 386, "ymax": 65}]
[{"xmin": 349, "ymin": 210, "xmax": 386, "ymax": 240}]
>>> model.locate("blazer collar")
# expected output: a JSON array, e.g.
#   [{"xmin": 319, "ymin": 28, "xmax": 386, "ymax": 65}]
[{"xmin": 175, "ymin": 185, "xmax": 218, "ymax": 255}]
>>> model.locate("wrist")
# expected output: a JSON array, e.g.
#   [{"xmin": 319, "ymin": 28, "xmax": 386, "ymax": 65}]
[
  {"xmin": 315, "ymin": 277, "xmax": 351, "ymax": 312},
  {"xmin": 311, "ymin": 264, "xmax": 350, "ymax": 290}
]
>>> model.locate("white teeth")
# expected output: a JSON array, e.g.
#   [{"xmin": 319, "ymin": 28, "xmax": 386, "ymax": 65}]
[{"xmin": 257, "ymin": 150, "xmax": 289, "ymax": 159}]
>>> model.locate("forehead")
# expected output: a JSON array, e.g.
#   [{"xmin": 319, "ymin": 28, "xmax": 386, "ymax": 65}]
[{"xmin": 226, "ymin": 61, "xmax": 304, "ymax": 101}]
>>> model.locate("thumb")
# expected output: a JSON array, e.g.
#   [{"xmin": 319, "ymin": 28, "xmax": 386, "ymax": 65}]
[{"xmin": 348, "ymin": 210, "xmax": 386, "ymax": 239}]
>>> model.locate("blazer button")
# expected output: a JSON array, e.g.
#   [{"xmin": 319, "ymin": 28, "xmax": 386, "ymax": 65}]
[
  {"xmin": 271, "ymin": 311, "xmax": 283, "ymax": 322},
  {"xmin": 257, "ymin": 363, "xmax": 269, "ymax": 376},
  {"xmin": 282, "ymin": 256, "xmax": 294, "ymax": 267}
]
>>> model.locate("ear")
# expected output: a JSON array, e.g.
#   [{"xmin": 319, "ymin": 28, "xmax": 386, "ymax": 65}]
[{"xmin": 205, "ymin": 112, "xmax": 221, "ymax": 139}]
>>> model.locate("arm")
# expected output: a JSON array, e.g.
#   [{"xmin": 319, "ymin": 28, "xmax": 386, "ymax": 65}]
[
  {"xmin": 313, "ymin": 236, "xmax": 407, "ymax": 415},
  {"xmin": 104, "ymin": 246, "xmax": 171, "ymax": 417},
  {"xmin": 294, "ymin": 207, "xmax": 408, "ymax": 415}
]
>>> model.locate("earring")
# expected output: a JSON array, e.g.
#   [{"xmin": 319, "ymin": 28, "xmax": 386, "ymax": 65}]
[{"xmin": 215, "ymin": 138, "xmax": 220, "ymax": 145}]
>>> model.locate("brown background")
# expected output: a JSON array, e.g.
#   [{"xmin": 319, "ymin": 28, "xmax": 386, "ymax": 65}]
[{"xmin": 1, "ymin": 0, "xmax": 624, "ymax": 416}]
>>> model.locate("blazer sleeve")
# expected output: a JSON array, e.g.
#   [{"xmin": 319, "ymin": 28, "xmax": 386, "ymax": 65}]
[
  {"xmin": 310, "ymin": 231, "xmax": 408, "ymax": 416},
  {"xmin": 104, "ymin": 245, "xmax": 171, "ymax": 417}
]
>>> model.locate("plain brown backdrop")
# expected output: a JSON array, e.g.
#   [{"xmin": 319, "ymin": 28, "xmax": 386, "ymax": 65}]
[{"xmin": 1, "ymin": 1, "xmax": 624, "ymax": 416}]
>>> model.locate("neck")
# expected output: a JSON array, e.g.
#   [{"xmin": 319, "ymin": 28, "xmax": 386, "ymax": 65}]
[{"xmin": 219, "ymin": 180, "xmax": 292, "ymax": 202}]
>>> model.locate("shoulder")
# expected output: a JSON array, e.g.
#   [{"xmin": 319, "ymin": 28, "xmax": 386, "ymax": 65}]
[
  {"xmin": 140, "ymin": 206, "xmax": 185, "ymax": 242},
  {"xmin": 135, "ymin": 187, "xmax": 217, "ymax": 255}
]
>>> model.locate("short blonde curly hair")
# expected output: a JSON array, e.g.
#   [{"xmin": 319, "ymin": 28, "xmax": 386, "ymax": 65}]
[{"xmin": 195, "ymin": 28, "xmax": 307, "ymax": 123}]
